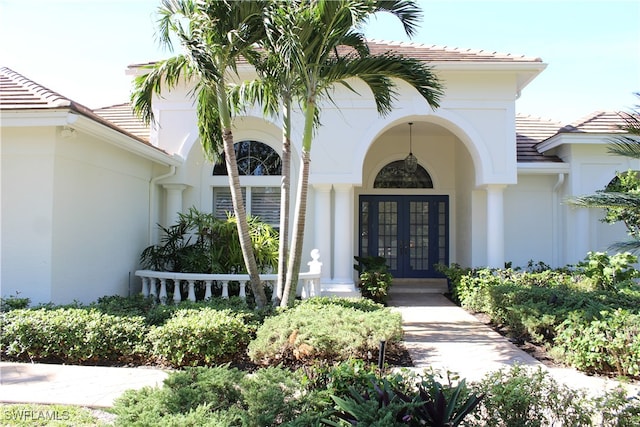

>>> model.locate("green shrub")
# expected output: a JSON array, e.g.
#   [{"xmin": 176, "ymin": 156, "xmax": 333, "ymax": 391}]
[
  {"xmin": 240, "ymin": 367, "xmax": 314, "ymax": 426},
  {"xmin": 441, "ymin": 257, "xmax": 640, "ymax": 378},
  {"xmin": 142, "ymin": 296, "xmax": 259, "ymax": 326},
  {"xmin": 468, "ymin": 365, "xmax": 593, "ymax": 427},
  {"xmin": 140, "ymin": 207, "xmax": 278, "ymax": 275},
  {"xmin": 575, "ymin": 251, "xmax": 640, "ymax": 291},
  {"xmin": 0, "ymin": 308, "xmax": 148, "ymax": 364},
  {"xmin": 296, "ymin": 296, "xmax": 385, "ymax": 312},
  {"xmin": 303, "ymin": 359, "xmax": 383, "ymax": 399},
  {"xmin": 112, "ymin": 369, "xmax": 246, "ymax": 427},
  {"xmin": 248, "ymin": 303, "xmax": 403, "ymax": 366},
  {"xmin": 148, "ymin": 308, "xmax": 252, "ymax": 367},
  {"xmin": 553, "ymin": 309, "xmax": 640, "ymax": 377},
  {"xmin": 0, "ymin": 294, "xmax": 30, "ymax": 312},
  {"xmin": 595, "ymin": 388, "xmax": 640, "ymax": 427},
  {"xmin": 354, "ymin": 256, "xmax": 393, "ymax": 304},
  {"xmin": 113, "ymin": 365, "xmax": 323, "ymax": 427},
  {"xmin": 455, "ymin": 268, "xmax": 501, "ymax": 314},
  {"xmin": 435, "ymin": 263, "xmax": 473, "ymax": 304},
  {"xmin": 161, "ymin": 366, "xmax": 244, "ymax": 414}
]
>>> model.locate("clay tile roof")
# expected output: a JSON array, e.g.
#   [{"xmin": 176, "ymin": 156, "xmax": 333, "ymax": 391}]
[
  {"xmin": 1, "ymin": 66, "xmax": 73, "ymax": 109},
  {"xmin": 560, "ymin": 111, "xmax": 629, "ymax": 134},
  {"xmin": 0, "ymin": 67, "xmax": 157, "ymax": 147},
  {"xmin": 133, "ymin": 39, "xmax": 543, "ymax": 71},
  {"xmin": 515, "ymin": 114, "xmax": 564, "ymax": 162},
  {"xmin": 365, "ymin": 40, "xmax": 543, "ymax": 63},
  {"xmin": 94, "ymin": 103, "xmax": 150, "ymax": 141}
]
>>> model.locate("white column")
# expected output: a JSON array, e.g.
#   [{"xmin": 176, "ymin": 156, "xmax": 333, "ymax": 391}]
[
  {"xmin": 486, "ymin": 184, "xmax": 506, "ymax": 268},
  {"xmin": 333, "ymin": 184, "xmax": 354, "ymax": 284},
  {"xmin": 313, "ymin": 184, "xmax": 332, "ymax": 283},
  {"xmin": 162, "ymin": 184, "xmax": 187, "ymax": 226}
]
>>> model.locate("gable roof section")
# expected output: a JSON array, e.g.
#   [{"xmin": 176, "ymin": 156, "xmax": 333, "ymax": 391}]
[
  {"xmin": 534, "ymin": 111, "xmax": 632, "ymax": 154},
  {"xmin": 0, "ymin": 67, "xmax": 152, "ymax": 145},
  {"xmin": 515, "ymin": 115, "xmax": 564, "ymax": 162},
  {"xmin": 559, "ymin": 111, "xmax": 629, "ymax": 134}
]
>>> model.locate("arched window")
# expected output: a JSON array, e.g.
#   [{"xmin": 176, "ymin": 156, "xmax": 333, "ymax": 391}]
[
  {"xmin": 212, "ymin": 141, "xmax": 282, "ymax": 228},
  {"xmin": 213, "ymin": 140, "xmax": 281, "ymax": 175},
  {"xmin": 374, "ymin": 160, "xmax": 433, "ymax": 188}
]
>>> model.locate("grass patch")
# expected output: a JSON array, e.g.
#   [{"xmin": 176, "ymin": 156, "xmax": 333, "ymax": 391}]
[{"xmin": 0, "ymin": 403, "xmax": 112, "ymax": 426}]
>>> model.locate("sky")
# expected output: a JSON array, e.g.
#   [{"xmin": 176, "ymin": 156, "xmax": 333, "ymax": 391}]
[{"xmin": 0, "ymin": 0, "xmax": 638, "ymax": 124}]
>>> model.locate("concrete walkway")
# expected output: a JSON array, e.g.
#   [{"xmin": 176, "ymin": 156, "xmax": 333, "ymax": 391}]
[
  {"xmin": 0, "ymin": 362, "xmax": 168, "ymax": 407},
  {"xmin": 0, "ymin": 292, "xmax": 636, "ymax": 409},
  {"xmin": 390, "ymin": 292, "xmax": 639, "ymax": 395}
]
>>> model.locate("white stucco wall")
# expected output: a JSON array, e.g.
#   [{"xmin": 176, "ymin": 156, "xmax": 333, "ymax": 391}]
[
  {"xmin": 1, "ymin": 127, "xmax": 56, "ymax": 303},
  {"xmin": 50, "ymin": 129, "xmax": 155, "ymax": 303},
  {"xmin": 504, "ymin": 174, "xmax": 557, "ymax": 267},
  {"xmin": 1, "ymin": 125, "xmax": 158, "ymax": 305}
]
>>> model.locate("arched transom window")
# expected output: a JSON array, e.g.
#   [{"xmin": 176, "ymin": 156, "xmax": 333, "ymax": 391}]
[
  {"xmin": 213, "ymin": 140, "xmax": 282, "ymax": 176},
  {"xmin": 212, "ymin": 140, "xmax": 282, "ymax": 228},
  {"xmin": 374, "ymin": 160, "xmax": 433, "ymax": 188}
]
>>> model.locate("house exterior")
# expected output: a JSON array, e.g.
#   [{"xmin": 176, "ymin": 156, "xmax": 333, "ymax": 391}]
[{"xmin": 1, "ymin": 41, "xmax": 635, "ymax": 305}]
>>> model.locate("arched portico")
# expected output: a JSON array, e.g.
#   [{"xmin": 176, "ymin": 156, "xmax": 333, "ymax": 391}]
[{"xmin": 355, "ymin": 116, "xmax": 508, "ymax": 277}]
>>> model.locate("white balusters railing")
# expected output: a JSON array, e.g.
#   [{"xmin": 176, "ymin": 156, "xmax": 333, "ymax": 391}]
[{"xmin": 135, "ymin": 249, "xmax": 322, "ymax": 304}]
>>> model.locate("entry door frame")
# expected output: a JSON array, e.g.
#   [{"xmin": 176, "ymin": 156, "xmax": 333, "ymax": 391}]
[{"xmin": 358, "ymin": 195, "xmax": 449, "ymax": 278}]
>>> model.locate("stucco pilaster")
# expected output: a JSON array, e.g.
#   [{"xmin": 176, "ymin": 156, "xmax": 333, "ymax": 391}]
[
  {"xmin": 333, "ymin": 184, "xmax": 354, "ymax": 284},
  {"xmin": 162, "ymin": 184, "xmax": 187, "ymax": 226},
  {"xmin": 486, "ymin": 184, "xmax": 506, "ymax": 268},
  {"xmin": 313, "ymin": 184, "xmax": 332, "ymax": 283}
]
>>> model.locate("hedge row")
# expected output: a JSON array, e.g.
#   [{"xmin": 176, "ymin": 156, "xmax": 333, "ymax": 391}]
[
  {"xmin": 441, "ymin": 253, "xmax": 640, "ymax": 378},
  {"xmin": 0, "ymin": 296, "xmax": 402, "ymax": 368}
]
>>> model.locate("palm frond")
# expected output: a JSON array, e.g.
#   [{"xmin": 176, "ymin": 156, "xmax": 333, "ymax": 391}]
[
  {"xmin": 130, "ymin": 55, "xmax": 193, "ymax": 125},
  {"xmin": 608, "ymin": 136, "xmax": 640, "ymax": 159},
  {"xmin": 156, "ymin": 0, "xmax": 196, "ymax": 50},
  {"xmin": 609, "ymin": 239, "xmax": 640, "ymax": 254},
  {"xmin": 568, "ymin": 192, "xmax": 640, "ymax": 210},
  {"xmin": 196, "ymin": 85, "xmax": 223, "ymax": 163},
  {"xmin": 317, "ymin": 53, "xmax": 442, "ymax": 115},
  {"xmin": 228, "ymin": 78, "xmax": 282, "ymax": 118},
  {"xmin": 370, "ymin": 0, "xmax": 422, "ymax": 37}
]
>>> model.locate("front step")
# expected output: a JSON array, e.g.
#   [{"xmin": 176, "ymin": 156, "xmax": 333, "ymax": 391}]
[{"xmin": 389, "ymin": 278, "xmax": 448, "ymax": 294}]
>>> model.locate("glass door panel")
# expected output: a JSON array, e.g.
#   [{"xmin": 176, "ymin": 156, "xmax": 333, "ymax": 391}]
[{"xmin": 359, "ymin": 195, "xmax": 448, "ymax": 278}]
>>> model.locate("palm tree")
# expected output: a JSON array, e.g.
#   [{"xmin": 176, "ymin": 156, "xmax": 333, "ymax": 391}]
[
  {"xmin": 275, "ymin": 0, "xmax": 444, "ymax": 306},
  {"xmin": 228, "ymin": 1, "xmax": 299, "ymax": 303},
  {"xmin": 131, "ymin": 0, "xmax": 270, "ymax": 307},
  {"xmin": 569, "ymin": 94, "xmax": 640, "ymax": 252}
]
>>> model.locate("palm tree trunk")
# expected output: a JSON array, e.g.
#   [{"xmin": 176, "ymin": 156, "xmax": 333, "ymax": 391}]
[
  {"xmin": 281, "ymin": 100, "xmax": 315, "ymax": 307},
  {"xmin": 275, "ymin": 100, "xmax": 291, "ymax": 304},
  {"xmin": 221, "ymin": 129, "xmax": 268, "ymax": 308},
  {"xmin": 218, "ymin": 82, "xmax": 268, "ymax": 309}
]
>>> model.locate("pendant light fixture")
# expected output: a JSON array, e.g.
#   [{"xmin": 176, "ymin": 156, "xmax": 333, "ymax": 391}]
[{"xmin": 404, "ymin": 122, "xmax": 418, "ymax": 173}]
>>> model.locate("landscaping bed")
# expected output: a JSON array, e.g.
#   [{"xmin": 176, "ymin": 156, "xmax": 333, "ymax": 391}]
[
  {"xmin": 439, "ymin": 252, "xmax": 640, "ymax": 380},
  {"xmin": 0, "ymin": 295, "xmax": 407, "ymax": 370}
]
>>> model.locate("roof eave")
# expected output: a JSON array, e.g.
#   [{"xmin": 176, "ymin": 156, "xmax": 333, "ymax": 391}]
[
  {"xmin": 1, "ymin": 108, "xmax": 181, "ymax": 167},
  {"xmin": 536, "ymin": 132, "xmax": 622, "ymax": 153},
  {"xmin": 433, "ymin": 61, "xmax": 547, "ymax": 93},
  {"xmin": 70, "ymin": 114, "xmax": 182, "ymax": 166},
  {"xmin": 517, "ymin": 162, "xmax": 570, "ymax": 174}
]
